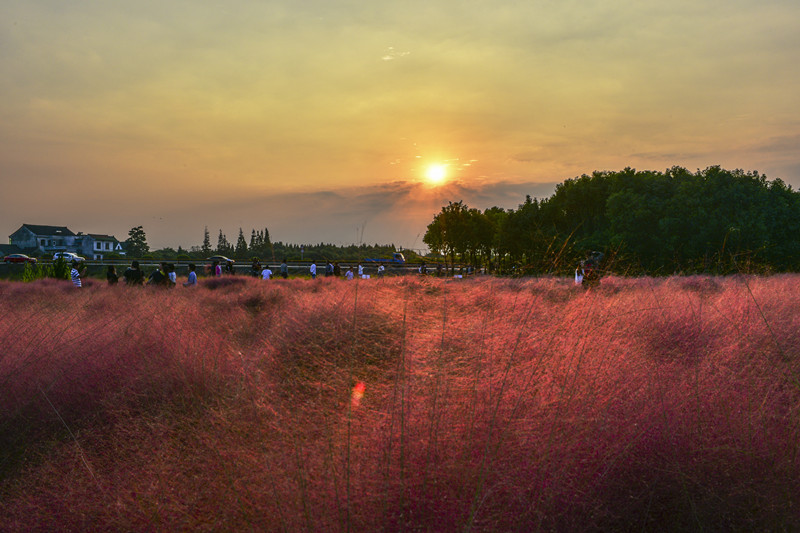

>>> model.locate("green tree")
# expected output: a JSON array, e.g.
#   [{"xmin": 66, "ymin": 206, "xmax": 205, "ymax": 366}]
[
  {"xmin": 423, "ymin": 201, "xmax": 471, "ymax": 273},
  {"xmin": 202, "ymin": 226, "xmax": 212, "ymax": 255},
  {"xmin": 126, "ymin": 226, "xmax": 149, "ymax": 258},
  {"xmin": 483, "ymin": 206, "xmax": 509, "ymax": 272},
  {"xmin": 216, "ymin": 230, "xmax": 232, "ymax": 256},
  {"xmin": 249, "ymin": 229, "xmax": 257, "ymax": 253},
  {"xmin": 235, "ymin": 228, "xmax": 248, "ymax": 258}
]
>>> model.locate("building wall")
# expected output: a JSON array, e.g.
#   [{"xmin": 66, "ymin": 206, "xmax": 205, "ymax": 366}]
[
  {"xmin": 81, "ymin": 237, "xmax": 121, "ymax": 259},
  {"xmin": 10, "ymin": 228, "xmax": 78, "ymax": 254},
  {"xmin": 9, "ymin": 228, "xmax": 37, "ymax": 249},
  {"xmin": 10, "ymin": 227, "xmax": 121, "ymax": 258}
]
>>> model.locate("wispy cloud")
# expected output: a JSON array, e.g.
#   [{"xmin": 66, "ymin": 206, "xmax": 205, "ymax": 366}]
[
  {"xmin": 381, "ymin": 46, "xmax": 411, "ymax": 61},
  {"xmin": 148, "ymin": 179, "xmax": 561, "ymax": 249}
]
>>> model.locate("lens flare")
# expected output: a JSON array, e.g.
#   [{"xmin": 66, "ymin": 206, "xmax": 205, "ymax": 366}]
[{"xmin": 351, "ymin": 381, "xmax": 366, "ymax": 407}]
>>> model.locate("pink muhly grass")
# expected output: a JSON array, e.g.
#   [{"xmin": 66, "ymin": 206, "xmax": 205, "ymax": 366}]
[{"xmin": 0, "ymin": 275, "xmax": 798, "ymax": 531}]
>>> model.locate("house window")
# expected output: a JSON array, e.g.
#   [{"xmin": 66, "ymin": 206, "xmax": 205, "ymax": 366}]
[
  {"xmin": 40, "ymin": 239, "xmax": 46, "ymax": 247},
  {"xmin": 95, "ymin": 242, "xmax": 102, "ymax": 250},
  {"xmin": 105, "ymin": 242, "xmax": 111, "ymax": 250}
]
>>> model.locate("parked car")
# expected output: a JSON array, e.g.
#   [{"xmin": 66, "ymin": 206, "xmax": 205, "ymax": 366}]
[
  {"xmin": 3, "ymin": 254, "xmax": 37, "ymax": 264},
  {"xmin": 206, "ymin": 255, "xmax": 234, "ymax": 264},
  {"xmin": 53, "ymin": 252, "xmax": 85, "ymax": 262}
]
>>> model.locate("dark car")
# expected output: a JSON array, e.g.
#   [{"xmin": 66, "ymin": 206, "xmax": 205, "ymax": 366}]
[{"xmin": 3, "ymin": 254, "xmax": 37, "ymax": 264}]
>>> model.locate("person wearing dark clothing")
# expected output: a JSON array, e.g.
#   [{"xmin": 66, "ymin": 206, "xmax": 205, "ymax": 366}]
[
  {"xmin": 251, "ymin": 258, "xmax": 261, "ymax": 277},
  {"xmin": 280, "ymin": 260, "xmax": 288, "ymax": 279},
  {"xmin": 107, "ymin": 265, "xmax": 119, "ymax": 285},
  {"xmin": 581, "ymin": 251, "xmax": 604, "ymax": 289},
  {"xmin": 123, "ymin": 260, "xmax": 144, "ymax": 285},
  {"xmin": 148, "ymin": 263, "xmax": 168, "ymax": 286}
]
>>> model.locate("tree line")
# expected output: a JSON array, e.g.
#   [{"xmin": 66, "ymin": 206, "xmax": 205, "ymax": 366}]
[
  {"xmin": 124, "ymin": 225, "xmax": 415, "ymax": 263},
  {"xmin": 424, "ymin": 166, "xmax": 800, "ymax": 275}
]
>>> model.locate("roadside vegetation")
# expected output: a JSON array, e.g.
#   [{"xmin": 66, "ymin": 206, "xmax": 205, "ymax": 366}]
[{"xmin": 1, "ymin": 274, "xmax": 798, "ymax": 530}]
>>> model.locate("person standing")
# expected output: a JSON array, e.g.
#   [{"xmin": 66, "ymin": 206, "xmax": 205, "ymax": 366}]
[
  {"xmin": 325, "ymin": 260, "xmax": 333, "ymax": 277},
  {"xmin": 70, "ymin": 261, "xmax": 83, "ymax": 288},
  {"xmin": 345, "ymin": 267, "xmax": 354, "ymax": 281},
  {"xmin": 184, "ymin": 263, "xmax": 198, "ymax": 287},
  {"xmin": 251, "ymin": 258, "xmax": 261, "ymax": 277},
  {"xmin": 377, "ymin": 264, "xmax": 385, "ymax": 278},
  {"xmin": 310, "ymin": 261, "xmax": 317, "ymax": 279},
  {"xmin": 123, "ymin": 260, "xmax": 144, "ymax": 285},
  {"xmin": 357, "ymin": 263, "xmax": 364, "ymax": 278},
  {"xmin": 261, "ymin": 264, "xmax": 273, "ymax": 280},
  {"xmin": 106, "ymin": 265, "xmax": 119, "ymax": 285},
  {"xmin": 213, "ymin": 261, "xmax": 222, "ymax": 277},
  {"xmin": 280, "ymin": 259, "xmax": 288, "ymax": 279}
]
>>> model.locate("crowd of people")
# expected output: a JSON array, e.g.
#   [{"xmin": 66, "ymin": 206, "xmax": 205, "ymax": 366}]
[{"xmin": 68, "ymin": 258, "xmax": 396, "ymax": 288}]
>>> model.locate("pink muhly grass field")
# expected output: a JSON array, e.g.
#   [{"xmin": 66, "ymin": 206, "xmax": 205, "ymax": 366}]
[{"xmin": 0, "ymin": 274, "xmax": 798, "ymax": 531}]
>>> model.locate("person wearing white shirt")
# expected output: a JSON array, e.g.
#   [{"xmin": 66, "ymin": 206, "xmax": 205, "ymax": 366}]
[
  {"xmin": 310, "ymin": 261, "xmax": 317, "ymax": 279},
  {"xmin": 345, "ymin": 267, "xmax": 354, "ymax": 281},
  {"xmin": 261, "ymin": 266, "xmax": 273, "ymax": 280}
]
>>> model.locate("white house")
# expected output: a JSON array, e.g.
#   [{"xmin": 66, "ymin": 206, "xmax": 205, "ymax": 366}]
[{"xmin": 81, "ymin": 234, "xmax": 125, "ymax": 260}]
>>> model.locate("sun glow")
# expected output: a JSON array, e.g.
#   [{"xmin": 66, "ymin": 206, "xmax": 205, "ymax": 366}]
[{"xmin": 425, "ymin": 164, "xmax": 448, "ymax": 184}]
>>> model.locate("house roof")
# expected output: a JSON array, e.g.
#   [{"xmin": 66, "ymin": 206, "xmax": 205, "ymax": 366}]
[
  {"xmin": 18, "ymin": 224, "xmax": 76, "ymax": 237},
  {"xmin": 87, "ymin": 233, "xmax": 119, "ymax": 241}
]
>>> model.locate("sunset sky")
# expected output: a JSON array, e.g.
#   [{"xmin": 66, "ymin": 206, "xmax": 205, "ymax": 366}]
[{"xmin": 2, "ymin": 0, "xmax": 798, "ymax": 251}]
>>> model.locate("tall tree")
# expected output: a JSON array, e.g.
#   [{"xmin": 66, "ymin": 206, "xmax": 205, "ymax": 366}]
[
  {"xmin": 423, "ymin": 201, "xmax": 471, "ymax": 272},
  {"xmin": 235, "ymin": 228, "xmax": 248, "ymax": 258},
  {"xmin": 126, "ymin": 226, "xmax": 149, "ymax": 258},
  {"xmin": 216, "ymin": 230, "xmax": 232, "ymax": 255},
  {"xmin": 202, "ymin": 226, "xmax": 212, "ymax": 255},
  {"xmin": 263, "ymin": 227, "xmax": 273, "ymax": 260}
]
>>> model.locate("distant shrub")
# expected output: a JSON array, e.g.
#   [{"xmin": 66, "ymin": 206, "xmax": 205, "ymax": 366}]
[
  {"xmin": 21, "ymin": 262, "xmax": 51, "ymax": 282},
  {"xmin": 51, "ymin": 257, "xmax": 69, "ymax": 280}
]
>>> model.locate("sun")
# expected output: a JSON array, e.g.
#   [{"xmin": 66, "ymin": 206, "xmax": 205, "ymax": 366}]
[{"xmin": 425, "ymin": 164, "xmax": 448, "ymax": 184}]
